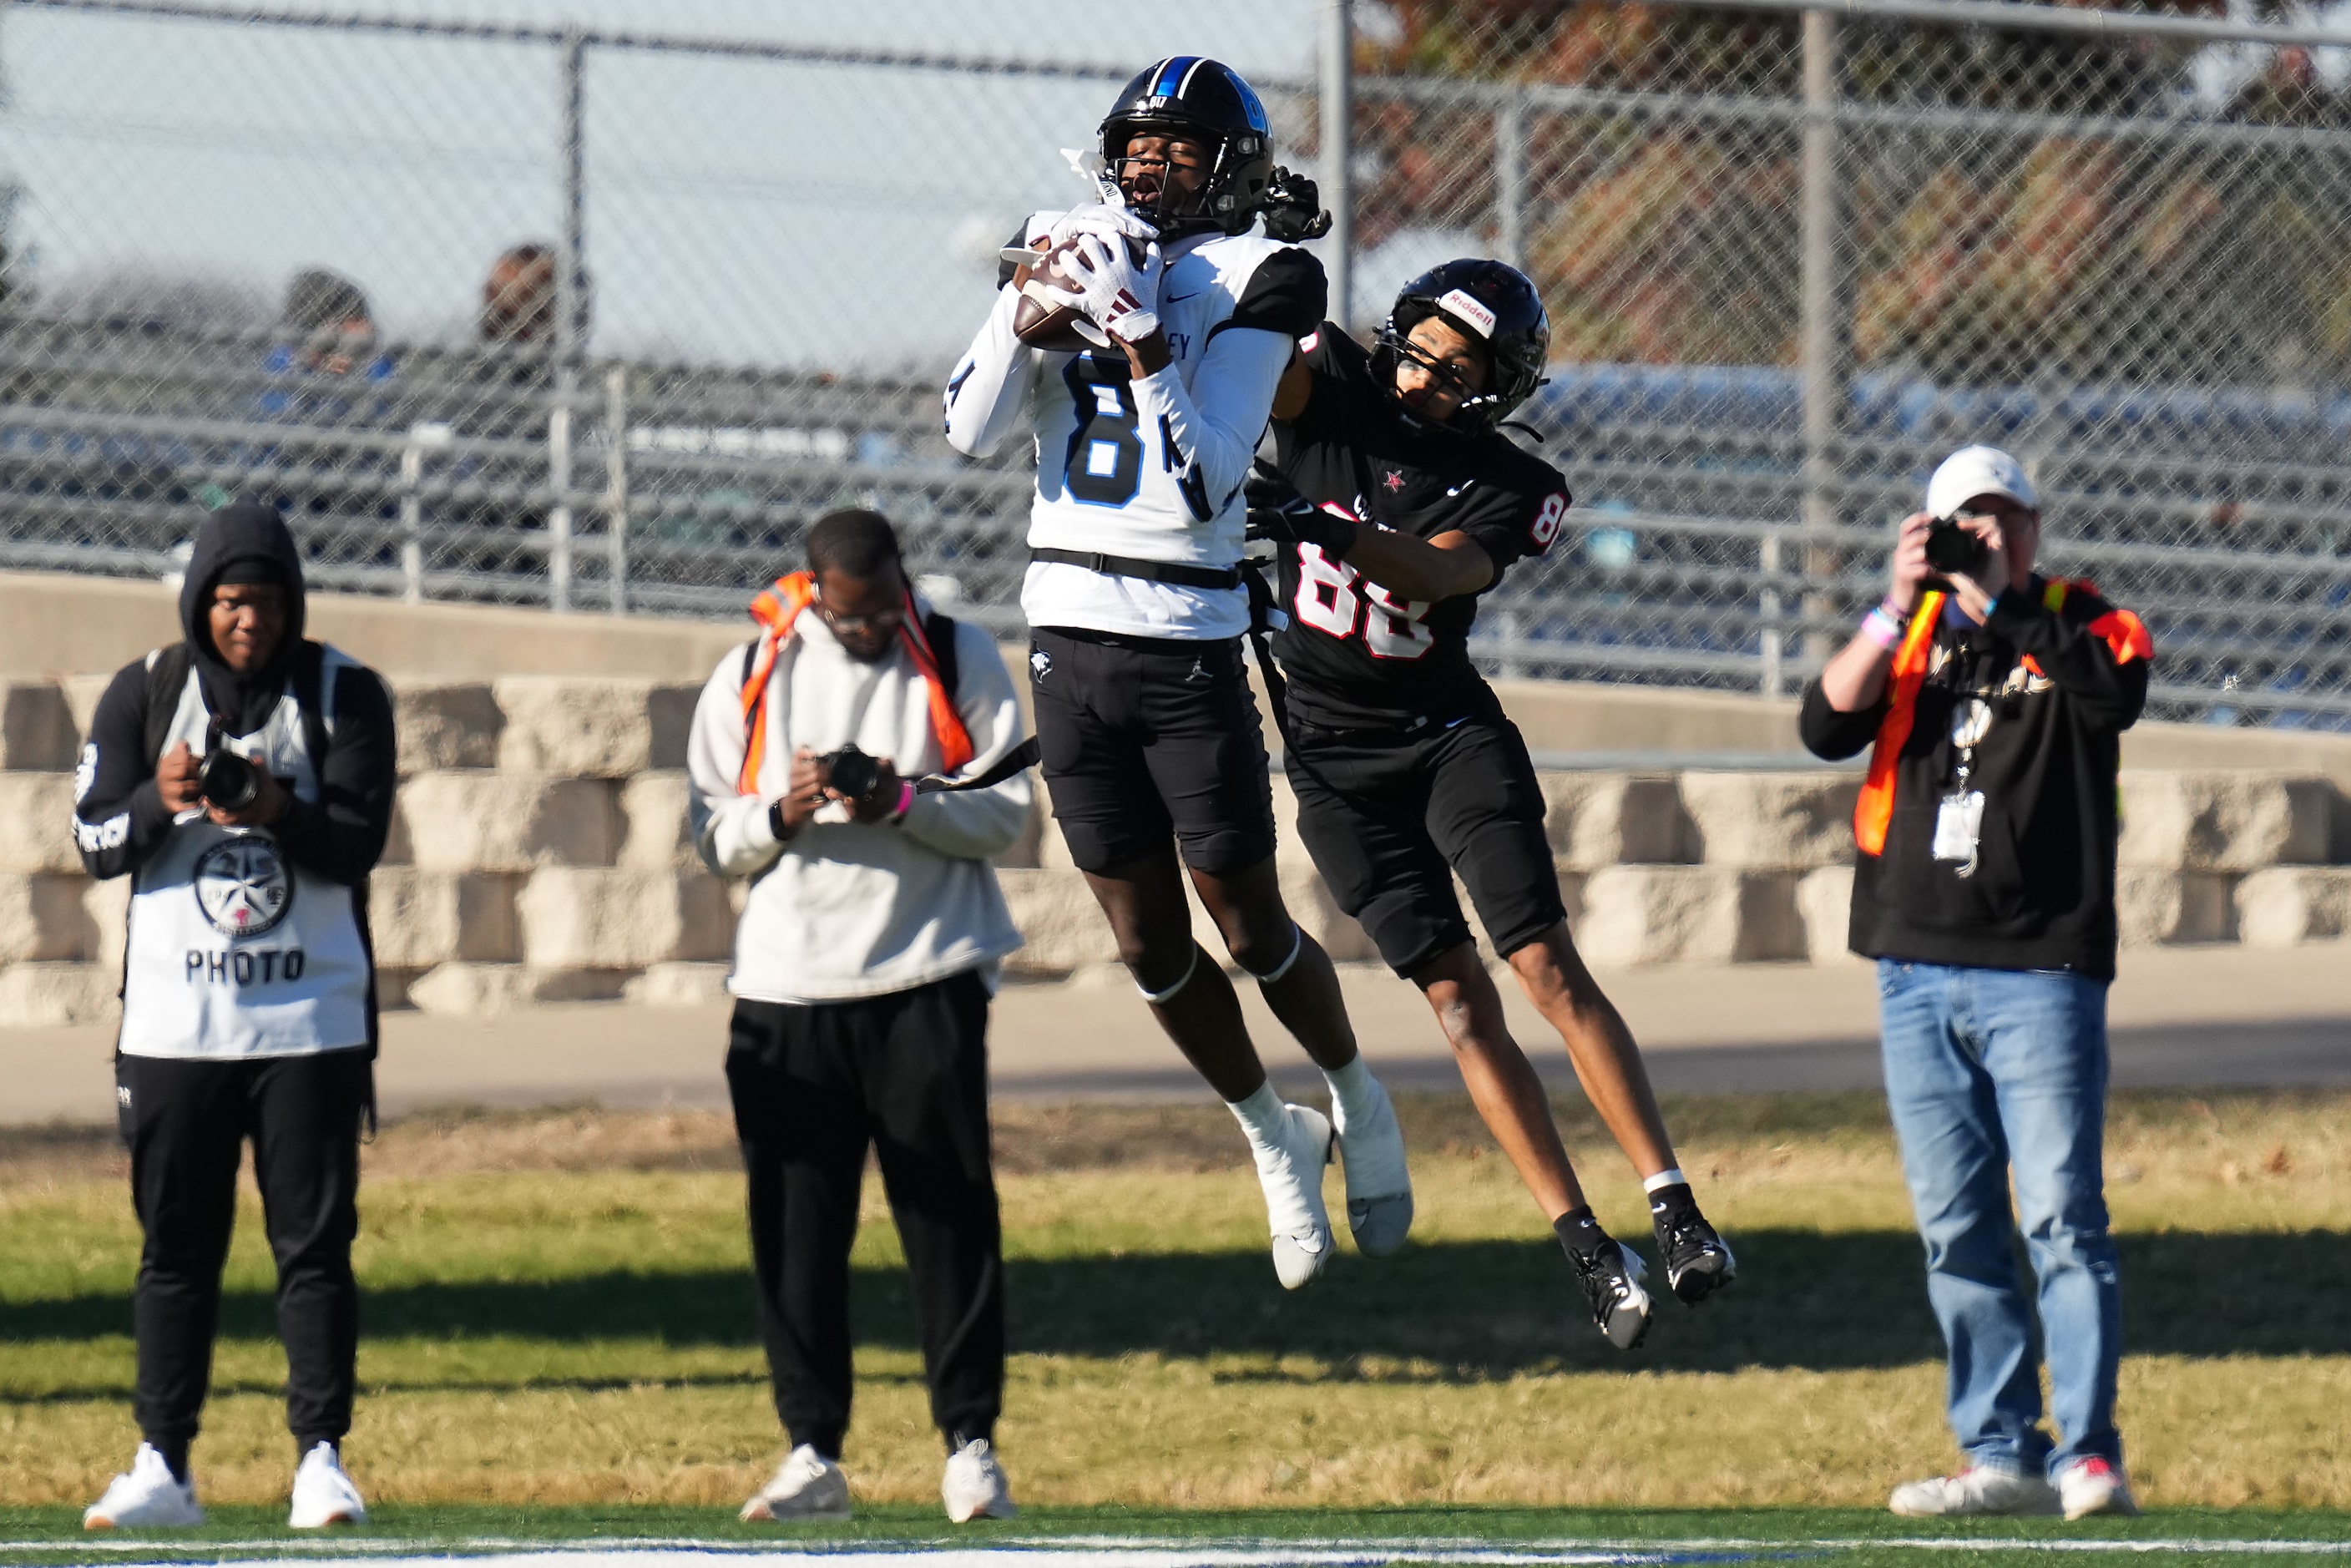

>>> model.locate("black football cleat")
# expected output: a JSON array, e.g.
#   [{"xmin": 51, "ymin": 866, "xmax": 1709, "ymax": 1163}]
[
  {"xmin": 1652, "ymin": 1205, "xmax": 1737, "ymax": 1304},
  {"xmin": 1568, "ymin": 1237, "xmax": 1654, "ymax": 1350}
]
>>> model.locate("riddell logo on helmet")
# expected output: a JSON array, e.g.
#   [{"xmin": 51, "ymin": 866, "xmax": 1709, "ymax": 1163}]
[{"xmin": 1437, "ymin": 288, "xmax": 1498, "ymax": 338}]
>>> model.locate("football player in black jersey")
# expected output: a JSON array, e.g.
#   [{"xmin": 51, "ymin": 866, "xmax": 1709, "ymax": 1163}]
[{"xmin": 1251, "ymin": 260, "xmax": 1734, "ymax": 1349}]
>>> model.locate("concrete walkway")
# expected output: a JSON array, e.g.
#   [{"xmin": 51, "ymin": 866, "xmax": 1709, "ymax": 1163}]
[{"xmin": 2, "ymin": 945, "xmax": 2343, "ymax": 1125}]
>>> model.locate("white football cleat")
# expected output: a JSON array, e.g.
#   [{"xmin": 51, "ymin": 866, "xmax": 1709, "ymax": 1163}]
[
  {"xmin": 1889, "ymin": 1466, "xmax": 2061, "ymax": 1518},
  {"xmin": 1252, "ymin": 1102, "xmax": 1336, "ymax": 1290},
  {"xmin": 740, "ymin": 1444, "xmax": 852, "ymax": 1523},
  {"xmin": 83, "ymin": 1444, "xmax": 203, "ymax": 1530},
  {"xmin": 941, "ymin": 1436, "xmax": 1017, "ymax": 1523},
  {"xmin": 1332, "ymin": 1074, "xmax": 1413, "ymax": 1257},
  {"xmin": 2057, "ymin": 1457, "xmax": 2140, "ymax": 1520},
  {"xmin": 287, "ymin": 1441, "xmax": 367, "ymax": 1529}
]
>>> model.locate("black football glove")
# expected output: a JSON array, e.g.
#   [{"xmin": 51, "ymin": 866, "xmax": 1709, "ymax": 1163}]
[
  {"xmin": 1261, "ymin": 166, "xmax": 1333, "ymax": 243},
  {"xmin": 1246, "ymin": 472, "xmax": 1357, "ymax": 559}
]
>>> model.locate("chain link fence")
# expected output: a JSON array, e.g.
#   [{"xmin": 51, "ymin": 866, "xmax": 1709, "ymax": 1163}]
[{"xmin": 1, "ymin": 0, "xmax": 2346, "ymax": 727}]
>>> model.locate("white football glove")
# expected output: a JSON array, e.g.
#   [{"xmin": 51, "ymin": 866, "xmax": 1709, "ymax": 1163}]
[
  {"xmin": 1047, "ymin": 200, "xmax": 1159, "ymax": 246},
  {"xmin": 1039, "ymin": 232, "xmax": 1165, "ymax": 346}
]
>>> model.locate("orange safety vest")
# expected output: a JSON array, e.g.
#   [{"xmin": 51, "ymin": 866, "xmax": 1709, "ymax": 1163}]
[
  {"xmin": 1851, "ymin": 579, "xmax": 2152, "ymax": 857},
  {"xmin": 734, "ymin": 572, "xmax": 975, "ymax": 796}
]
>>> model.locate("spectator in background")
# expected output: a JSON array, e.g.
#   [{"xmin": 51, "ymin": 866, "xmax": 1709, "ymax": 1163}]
[
  {"xmin": 255, "ymin": 271, "xmax": 397, "ymax": 543},
  {"xmin": 264, "ymin": 270, "xmax": 392, "ymax": 392},
  {"xmin": 458, "ymin": 244, "xmax": 588, "ymax": 557},
  {"xmin": 479, "ymin": 243, "xmax": 558, "ymax": 346}
]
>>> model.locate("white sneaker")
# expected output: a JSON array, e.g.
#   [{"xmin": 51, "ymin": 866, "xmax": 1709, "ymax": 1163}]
[
  {"xmin": 941, "ymin": 1436, "xmax": 1017, "ymax": 1523},
  {"xmin": 1889, "ymin": 1466, "xmax": 2062, "ymax": 1517},
  {"xmin": 2057, "ymin": 1457, "xmax": 2140, "ymax": 1520},
  {"xmin": 83, "ymin": 1444, "xmax": 203, "ymax": 1530},
  {"xmin": 287, "ymin": 1441, "xmax": 367, "ymax": 1529},
  {"xmin": 1332, "ymin": 1074, "xmax": 1413, "ymax": 1257},
  {"xmin": 740, "ymin": 1444, "xmax": 852, "ymax": 1523},
  {"xmin": 1251, "ymin": 1102, "xmax": 1336, "ymax": 1290}
]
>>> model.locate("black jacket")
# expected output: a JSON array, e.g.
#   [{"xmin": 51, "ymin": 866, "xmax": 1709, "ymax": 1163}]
[
  {"xmin": 73, "ymin": 503, "xmax": 397, "ymax": 888},
  {"xmin": 1798, "ymin": 578, "xmax": 2152, "ymax": 980}
]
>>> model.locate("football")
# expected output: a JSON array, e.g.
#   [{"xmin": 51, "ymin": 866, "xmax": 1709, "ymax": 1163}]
[
  {"xmin": 1007, "ymin": 230, "xmax": 1145, "ymax": 353},
  {"xmin": 1008, "ymin": 234, "xmax": 1102, "ymax": 352}
]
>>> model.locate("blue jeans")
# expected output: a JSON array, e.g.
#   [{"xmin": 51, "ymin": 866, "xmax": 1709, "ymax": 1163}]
[{"xmin": 1877, "ymin": 959, "xmax": 2123, "ymax": 1479}]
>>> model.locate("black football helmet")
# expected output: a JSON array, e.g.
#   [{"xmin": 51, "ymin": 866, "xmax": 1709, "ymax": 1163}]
[
  {"xmin": 1097, "ymin": 57, "xmax": 1277, "ymax": 236},
  {"xmin": 1373, "ymin": 259, "xmax": 1551, "ymax": 435}
]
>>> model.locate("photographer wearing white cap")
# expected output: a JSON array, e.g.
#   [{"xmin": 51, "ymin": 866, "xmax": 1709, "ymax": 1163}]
[{"xmin": 1800, "ymin": 446, "xmax": 2156, "ymax": 1521}]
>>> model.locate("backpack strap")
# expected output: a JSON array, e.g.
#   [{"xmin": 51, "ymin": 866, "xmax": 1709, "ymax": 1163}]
[
  {"xmin": 290, "ymin": 642, "xmax": 335, "ymax": 781},
  {"xmin": 923, "ymin": 608, "xmax": 962, "ymax": 703},
  {"xmin": 140, "ymin": 645, "xmax": 196, "ymax": 768}
]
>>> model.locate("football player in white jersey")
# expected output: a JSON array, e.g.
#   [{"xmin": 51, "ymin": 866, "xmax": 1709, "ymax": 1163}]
[{"xmin": 945, "ymin": 57, "xmax": 1410, "ymax": 1291}]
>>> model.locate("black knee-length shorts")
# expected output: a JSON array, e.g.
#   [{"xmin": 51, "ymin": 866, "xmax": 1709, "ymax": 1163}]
[
  {"xmin": 1029, "ymin": 626, "xmax": 1277, "ymax": 877},
  {"xmin": 1283, "ymin": 706, "xmax": 1566, "ymax": 977}
]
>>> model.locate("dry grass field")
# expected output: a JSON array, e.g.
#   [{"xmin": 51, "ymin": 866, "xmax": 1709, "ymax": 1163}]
[{"xmin": 2, "ymin": 1090, "xmax": 2344, "ymax": 1514}]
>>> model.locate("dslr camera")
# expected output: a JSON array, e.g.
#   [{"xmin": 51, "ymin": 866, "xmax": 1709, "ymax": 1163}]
[
  {"xmin": 817, "ymin": 744, "xmax": 882, "ymax": 804},
  {"xmin": 1924, "ymin": 515, "xmax": 1989, "ymax": 579},
  {"xmin": 198, "ymin": 746, "xmax": 263, "ymax": 812}
]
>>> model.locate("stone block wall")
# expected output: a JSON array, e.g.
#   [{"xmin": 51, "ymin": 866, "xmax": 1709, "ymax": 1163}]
[{"xmin": 3, "ymin": 670, "xmax": 2344, "ymax": 1025}]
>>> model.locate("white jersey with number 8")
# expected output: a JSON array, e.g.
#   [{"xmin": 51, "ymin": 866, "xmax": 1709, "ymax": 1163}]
[{"xmin": 944, "ymin": 215, "xmax": 1327, "ymax": 641}]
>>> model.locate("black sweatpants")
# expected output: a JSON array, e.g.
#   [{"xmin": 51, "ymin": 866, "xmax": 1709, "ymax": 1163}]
[
  {"xmin": 725, "ymin": 970, "xmax": 1004, "ymax": 1459},
  {"xmin": 114, "ymin": 1049, "xmax": 372, "ymax": 1459}
]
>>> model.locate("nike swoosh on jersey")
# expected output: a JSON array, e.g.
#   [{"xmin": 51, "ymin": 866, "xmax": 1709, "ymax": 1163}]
[
  {"xmin": 1445, "ymin": 481, "xmax": 1477, "ymax": 498},
  {"xmin": 1163, "ymin": 291, "xmax": 1201, "ymax": 303}
]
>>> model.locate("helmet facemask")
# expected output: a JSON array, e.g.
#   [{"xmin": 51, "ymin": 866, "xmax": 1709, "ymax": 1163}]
[
  {"xmin": 1374, "ymin": 310, "xmax": 1508, "ymax": 434},
  {"xmin": 1098, "ymin": 117, "xmax": 1270, "ymax": 236}
]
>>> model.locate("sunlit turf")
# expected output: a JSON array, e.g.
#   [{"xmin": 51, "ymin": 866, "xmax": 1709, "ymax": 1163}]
[{"xmin": 2, "ymin": 1091, "xmax": 2345, "ymax": 1515}]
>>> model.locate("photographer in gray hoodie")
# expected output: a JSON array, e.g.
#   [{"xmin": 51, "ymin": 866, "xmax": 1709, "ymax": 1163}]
[{"xmin": 686, "ymin": 508, "xmax": 1032, "ymax": 1527}]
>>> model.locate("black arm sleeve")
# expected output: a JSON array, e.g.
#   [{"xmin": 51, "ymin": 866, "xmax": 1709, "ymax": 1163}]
[
  {"xmin": 270, "ymin": 665, "xmax": 398, "ymax": 886},
  {"xmin": 1216, "ymin": 246, "xmax": 1327, "ymax": 340},
  {"xmin": 1984, "ymin": 591, "xmax": 2151, "ymax": 733},
  {"xmin": 73, "ymin": 661, "xmax": 178, "ymax": 881},
  {"xmin": 1798, "ymin": 675, "xmax": 1888, "ymax": 761}
]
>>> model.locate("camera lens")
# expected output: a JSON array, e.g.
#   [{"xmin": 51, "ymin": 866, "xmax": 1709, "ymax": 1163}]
[
  {"xmin": 1924, "ymin": 518, "xmax": 1987, "ymax": 577},
  {"xmin": 200, "ymin": 749, "xmax": 260, "ymax": 812},
  {"xmin": 825, "ymin": 746, "xmax": 879, "ymax": 802}
]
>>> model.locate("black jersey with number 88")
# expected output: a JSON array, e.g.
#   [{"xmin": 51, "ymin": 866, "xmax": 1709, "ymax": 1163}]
[{"xmin": 1267, "ymin": 326, "xmax": 1570, "ymax": 730}]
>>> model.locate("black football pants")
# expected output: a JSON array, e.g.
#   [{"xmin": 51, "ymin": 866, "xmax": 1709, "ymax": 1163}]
[
  {"xmin": 726, "ymin": 971, "xmax": 1004, "ymax": 1459},
  {"xmin": 115, "ymin": 1049, "xmax": 372, "ymax": 1459}
]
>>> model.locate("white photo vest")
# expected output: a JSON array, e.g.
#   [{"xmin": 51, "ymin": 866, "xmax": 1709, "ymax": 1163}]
[{"xmin": 117, "ymin": 648, "xmax": 373, "ymax": 1060}]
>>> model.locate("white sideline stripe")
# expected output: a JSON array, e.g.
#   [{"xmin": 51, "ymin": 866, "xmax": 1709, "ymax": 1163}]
[{"xmin": 8, "ymin": 1535, "xmax": 2350, "ymax": 1563}]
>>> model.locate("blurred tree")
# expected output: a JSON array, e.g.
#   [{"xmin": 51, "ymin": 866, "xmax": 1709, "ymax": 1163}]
[{"xmin": 1350, "ymin": 0, "xmax": 2351, "ymax": 386}]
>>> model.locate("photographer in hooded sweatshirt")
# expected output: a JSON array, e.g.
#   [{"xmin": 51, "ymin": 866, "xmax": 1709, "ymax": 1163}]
[{"xmin": 73, "ymin": 501, "xmax": 396, "ymax": 1532}]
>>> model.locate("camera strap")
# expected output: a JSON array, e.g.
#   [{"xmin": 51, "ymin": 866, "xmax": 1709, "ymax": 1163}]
[{"xmin": 913, "ymin": 736, "xmax": 1040, "ymax": 795}]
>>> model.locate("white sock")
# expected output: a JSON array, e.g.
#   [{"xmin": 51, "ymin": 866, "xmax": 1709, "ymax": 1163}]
[
  {"xmin": 1643, "ymin": 1166, "xmax": 1689, "ymax": 1193},
  {"xmin": 1226, "ymin": 1082, "xmax": 1287, "ymax": 1150},
  {"xmin": 1322, "ymin": 1055, "xmax": 1407, "ymax": 1199},
  {"xmin": 1321, "ymin": 1055, "xmax": 1384, "ymax": 1136}
]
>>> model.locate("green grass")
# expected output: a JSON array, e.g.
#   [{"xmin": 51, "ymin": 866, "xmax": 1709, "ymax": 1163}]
[
  {"xmin": 2, "ymin": 1091, "xmax": 2347, "ymax": 1520},
  {"xmin": 2, "ymin": 1504, "xmax": 2350, "ymax": 1565}
]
